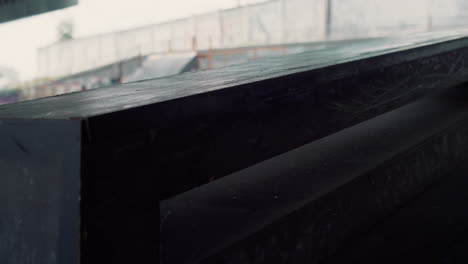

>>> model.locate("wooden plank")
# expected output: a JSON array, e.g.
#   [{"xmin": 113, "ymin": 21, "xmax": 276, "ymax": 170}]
[
  {"xmin": 2, "ymin": 32, "xmax": 468, "ymax": 203},
  {"xmin": 1, "ymin": 31, "xmax": 467, "ymax": 120},
  {"xmin": 160, "ymin": 86, "xmax": 468, "ymax": 263}
]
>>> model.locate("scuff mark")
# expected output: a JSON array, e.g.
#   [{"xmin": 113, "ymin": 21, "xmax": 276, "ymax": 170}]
[{"xmin": 10, "ymin": 137, "xmax": 30, "ymax": 156}]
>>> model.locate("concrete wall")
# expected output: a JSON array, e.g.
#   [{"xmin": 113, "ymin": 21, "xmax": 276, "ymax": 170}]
[{"xmin": 37, "ymin": 0, "xmax": 467, "ymax": 78}]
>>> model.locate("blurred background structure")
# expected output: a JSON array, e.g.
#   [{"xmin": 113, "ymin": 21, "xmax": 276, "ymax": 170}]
[{"xmin": 0, "ymin": 66, "xmax": 19, "ymax": 105}]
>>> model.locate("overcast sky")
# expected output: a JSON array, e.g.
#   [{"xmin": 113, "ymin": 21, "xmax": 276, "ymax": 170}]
[{"xmin": 0, "ymin": 0, "xmax": 265, "ymax": 81}]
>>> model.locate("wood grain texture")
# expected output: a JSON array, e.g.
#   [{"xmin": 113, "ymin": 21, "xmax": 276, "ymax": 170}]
[{"xmin": 0, "ymin": 31, "xmax": 467, "ymax": 120}]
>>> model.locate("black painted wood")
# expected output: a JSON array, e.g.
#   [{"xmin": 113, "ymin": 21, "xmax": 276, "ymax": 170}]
[
  {"xmin": 3, "ymin": 32, "xmax": 468, "ymax": 202},
  {"xmin": 327, "ymin": 158, "xmax": 468, "ymax": 264},
  {"xmin": 1, "ymin": 31, "xmax": 468, "ymax": 120},
  {"xmin": 161, "ymin": 85, "xmax": 468, "ymax": 264},
  {"xmin": 0, "ymin": 120, "xmax": 81, "ymax": 264},
  {"xmin": 2, "ymin": 31, "xmax": 468, "ymax": 263}
]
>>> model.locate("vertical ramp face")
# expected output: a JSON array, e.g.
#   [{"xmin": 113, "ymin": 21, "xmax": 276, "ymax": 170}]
[
  {"xmin": 0, "ymin": 119, "xmax": 160, "ymax": 263},
  {"xmin": 160, "ymin": 87, "xmax": 468, "ymax": 264},
  {"xmin": 0, "ymin": 119, "xmax": 81, "ymax": 264}
]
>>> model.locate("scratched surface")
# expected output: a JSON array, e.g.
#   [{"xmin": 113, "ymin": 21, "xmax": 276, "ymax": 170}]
[
  {"xmin": 0, "ymin": 30, "xmax": 468, "ymax": 120},
  {"xmin": 161, "ymin": 89, "xmax": 468, "ymax": 264},
  {"xmin": 0, "ymin": 120, "xmax": 81, "ymax": 264},
  {"xmin": 2, "ymin": 30, "xmax": 468, "ymax": 203},
  {"xmin": 3, "ymin": 31, "xmax": 468, "ymax": 263}
]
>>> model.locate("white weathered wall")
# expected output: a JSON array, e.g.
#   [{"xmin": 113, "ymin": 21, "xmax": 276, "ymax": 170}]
[{"xmin": 37, "ymin": 0, "xmax": 467, "ymax": 78}]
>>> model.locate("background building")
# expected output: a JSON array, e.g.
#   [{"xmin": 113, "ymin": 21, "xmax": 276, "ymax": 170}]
[
  {"xmin": 0, "ymin": 67, "xmax": 19, "ymax": 105},
  {"xmin": 36, "ymin": 0, "xmax": 468, "ymax": 80}
]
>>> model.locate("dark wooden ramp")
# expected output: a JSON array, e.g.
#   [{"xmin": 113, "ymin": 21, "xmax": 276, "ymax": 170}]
[{"xmin": 1, "ymin": 31, "xmax": 468, "ymax": 263}]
